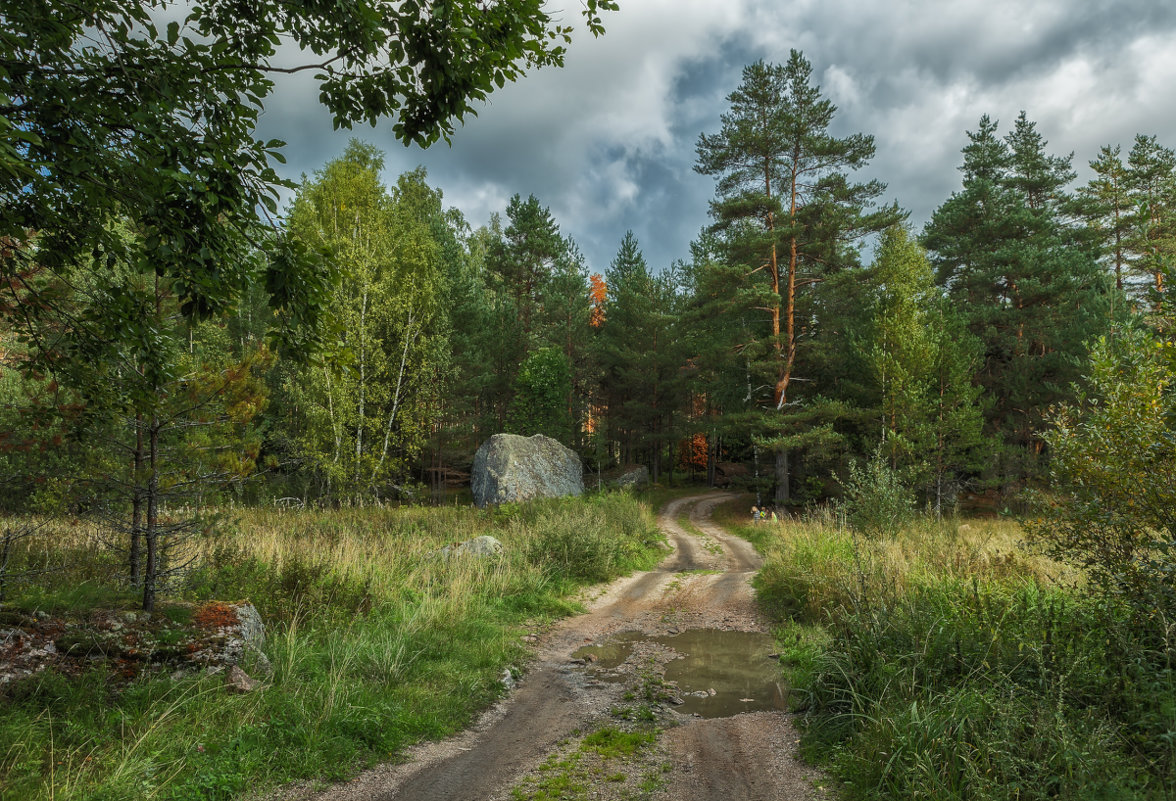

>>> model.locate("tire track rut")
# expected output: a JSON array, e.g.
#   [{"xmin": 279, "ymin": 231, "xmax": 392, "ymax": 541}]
[{"xmin": 281, "ymin": 493, "xmax": 824, "ymax": 801}]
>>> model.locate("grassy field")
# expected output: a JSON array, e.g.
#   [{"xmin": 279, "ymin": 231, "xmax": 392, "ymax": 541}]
[
  {"xmin": 716, "ymin": 501, "xmax": 1176, "ymax": 800},
  {"xmin": 0, "ymin": 493, "xmax": 665, "ymax": 801}
]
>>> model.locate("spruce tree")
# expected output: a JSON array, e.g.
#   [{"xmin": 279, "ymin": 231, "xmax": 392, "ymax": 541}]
[
  {"xmin": 1080, "ymin": 145, "xmax": 1133, "ymax": 294},
  {"xmin": 596, "ymin": 232, "xmax": 686, "ymax": 481}
]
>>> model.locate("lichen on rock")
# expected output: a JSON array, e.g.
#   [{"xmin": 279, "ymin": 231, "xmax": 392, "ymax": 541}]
[{"xmin": 471, "ymin": 433, "xmax": 584, "ymax": 507}]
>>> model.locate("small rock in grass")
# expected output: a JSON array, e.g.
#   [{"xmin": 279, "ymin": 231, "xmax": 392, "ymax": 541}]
[
  {"xmin": 437, "ymin": 535, "xmax": 504, "ymax": 560},
  {"xmin": 225, "ymin": 665, "xmax": 261, "ymax": 693}
]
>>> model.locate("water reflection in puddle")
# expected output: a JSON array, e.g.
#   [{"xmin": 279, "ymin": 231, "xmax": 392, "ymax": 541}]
[{"xmin": 572, "ymin": 629, "xmax": 785, "ymax": 718}]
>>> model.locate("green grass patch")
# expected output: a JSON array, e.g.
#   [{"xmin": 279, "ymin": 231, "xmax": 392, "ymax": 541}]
[
  {"xmin": 1, "ymin": 492, "xmax": 666, "ymax": 800},
  {"xmin": 753, "ymin": 513, "xmax": 1176, "ymax": 801},
  {"xmin": 510, "ymin": 722, "xmax": 661, "ymax": 801},
  {"xmin": 581, "ymin": 727, "xmax": 657, "ymax": 759}
]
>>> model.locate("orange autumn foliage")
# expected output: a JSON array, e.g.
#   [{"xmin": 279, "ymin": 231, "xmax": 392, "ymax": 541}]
[{"xmin": 589, "ymin": 273, "xmax": 607, "ymax": 328}]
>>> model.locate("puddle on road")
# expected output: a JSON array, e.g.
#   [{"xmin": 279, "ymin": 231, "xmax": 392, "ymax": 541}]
[
  {"xmin": 572, "ymin": 629, "xmax": 785, "ymax": 718},
  {"xmin": 573, "ymin": 630, "xmax": 645, "ymax": 671}
]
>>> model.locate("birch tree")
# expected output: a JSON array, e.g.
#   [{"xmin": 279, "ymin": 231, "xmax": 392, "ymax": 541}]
[{"xmin": 282, "ymin": 143, "xmax": 444, "ymax": 501}]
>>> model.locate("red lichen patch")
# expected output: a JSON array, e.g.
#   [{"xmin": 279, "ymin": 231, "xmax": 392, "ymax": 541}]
[
  {"xmin": 193, "ymin": 601, "xmax": 240, "ymax": 631},
  {"xmin": 114, "ymin": 657, "xmax": 139, "ymax": 681}
]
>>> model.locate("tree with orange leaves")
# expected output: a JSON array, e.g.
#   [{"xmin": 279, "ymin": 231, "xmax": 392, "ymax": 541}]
[{"xmin": 589, "ymin": 273, "xmax": 607, "ymax": 329}]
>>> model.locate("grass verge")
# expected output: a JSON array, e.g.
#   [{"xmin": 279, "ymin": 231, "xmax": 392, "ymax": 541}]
[
  {"xmin": 729, "ymin": 505, "xmax": 1176, "ymax": 800},
  {"xmin": 0, "ymin": 492, "xmax": 665, "ymax": 801}
]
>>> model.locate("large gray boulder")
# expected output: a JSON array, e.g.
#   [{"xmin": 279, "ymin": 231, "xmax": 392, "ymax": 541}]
[{"xmin": 472, "ymin": 434, "xmax": 584, "ymax": 507}]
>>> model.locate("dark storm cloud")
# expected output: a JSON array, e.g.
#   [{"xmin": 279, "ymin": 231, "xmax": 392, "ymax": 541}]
[{"xmin": 257, "ymin": 1, "xmax": 1176, "ymax": 273}]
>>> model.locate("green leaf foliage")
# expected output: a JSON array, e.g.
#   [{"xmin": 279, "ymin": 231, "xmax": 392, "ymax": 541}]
[
  {"xmin": 924, "ymin": 113, "xmax": 1113, "ymax": 481},
  {"xmin": 1027, "ymin": 326, "xmax": 1176, "ymax": 614},
  {"xmin": 0, "ymin": 0, "xmax": 617, "ymax": 358},
  {"xmin": 277, "ymin": 142, "xmax": 448, "ymax": 500},
  {"xmin": 507, "ymin": 347, "xmax": 574, "ymax": 445}
]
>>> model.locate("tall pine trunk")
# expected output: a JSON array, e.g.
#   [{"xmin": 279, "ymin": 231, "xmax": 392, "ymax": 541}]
[{"xmin": 774, "ymin": 449, "xmax": 790, "ymax": 505}]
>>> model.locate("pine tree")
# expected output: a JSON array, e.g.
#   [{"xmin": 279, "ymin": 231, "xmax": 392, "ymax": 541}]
[
  {"xmin": 924, "ymin": 114, "xmax": 1110, "ymax": 481},
  {"xmin": 694, "ymin": 52, "xmax": 901, "ymax": 503},
  {"xmin": 1125, "ymin": 135, "xmax": 1176, "ymax": 307},
  {"xmin": 489, "ymin": 194, "xmax": 566, "ymax": 341}
]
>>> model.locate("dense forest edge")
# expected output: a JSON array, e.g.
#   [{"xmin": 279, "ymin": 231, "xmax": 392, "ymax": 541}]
[{"xmin": 3, "ymin": 2, "xmax": 1176, "ymax": 798}]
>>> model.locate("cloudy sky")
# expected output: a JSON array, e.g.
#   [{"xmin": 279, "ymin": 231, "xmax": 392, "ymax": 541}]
[{"xmin": 257, "ymin": 0, "xmax": 1176, "ymax": 273}]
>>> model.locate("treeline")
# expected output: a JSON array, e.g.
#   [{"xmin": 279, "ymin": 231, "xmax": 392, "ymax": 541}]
[{"xmin": 3, "ymin": 51, "xmax": 1176, "ymax": 520}]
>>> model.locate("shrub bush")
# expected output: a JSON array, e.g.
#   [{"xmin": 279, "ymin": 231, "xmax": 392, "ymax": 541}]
[{"xmin": 840, "ymin": 450, "xmax": 915, "ymax": 538}]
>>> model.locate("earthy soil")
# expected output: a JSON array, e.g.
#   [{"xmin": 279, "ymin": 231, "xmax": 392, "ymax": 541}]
[{"xmin": 277, "ymin": 493, "xmax": 827, "ymax": 801}]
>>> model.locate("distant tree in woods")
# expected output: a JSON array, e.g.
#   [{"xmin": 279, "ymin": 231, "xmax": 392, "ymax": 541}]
[
  {"xmin": 863, "ymin": 226, "xmax": 987, "ymax": 511},
  {"xmin": 596, "ymin": 232, "xmax": 687, "ymax": 481},
  {"xmin": 278, "ymin": 142, "xmax": 446, "ymax": 501},
  {"xmin": 507, "ymin": 347, "xmax": 574, "ymax": 444}
]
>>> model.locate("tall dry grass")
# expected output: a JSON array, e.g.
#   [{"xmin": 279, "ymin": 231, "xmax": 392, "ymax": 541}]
[
  {"xmin": 752, "ymin": 510, "xmax": 1072, "ymax": 621},
  {"xmin": 0, "ymin": 492, "xmax": 664, "ymax": 801},
  {"xmin": 739, "ymin": 504, "xmax": 1175, "ymax": 801}
]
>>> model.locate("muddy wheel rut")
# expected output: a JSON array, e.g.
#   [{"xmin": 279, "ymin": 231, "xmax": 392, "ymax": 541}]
[{"xmin": 285, "ymin": 493, "xmax": 826, "ymax": 801}]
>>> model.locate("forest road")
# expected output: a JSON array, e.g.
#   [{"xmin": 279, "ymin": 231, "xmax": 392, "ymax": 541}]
[{"xmin": 281, "ymin": 493, "xmax": 824, "ymax": 801}]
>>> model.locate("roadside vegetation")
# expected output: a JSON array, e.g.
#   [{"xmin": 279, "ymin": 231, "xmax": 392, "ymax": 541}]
[
  {"xmin": 726, "ymin": 501, "xmax": 1176, "ymax": 800},
  {"xmin": 6, "ymin": 7, "xmax": 1176, "ymax": 800},
  {"xmin": 0, "ymin": 493, "xmax": 664, "ymax": 801}
]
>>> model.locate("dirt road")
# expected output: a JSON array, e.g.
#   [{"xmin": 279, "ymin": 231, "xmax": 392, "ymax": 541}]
[{"xmin": 285, "ymin": 493, "xmax": 824, "ymax": 801}]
